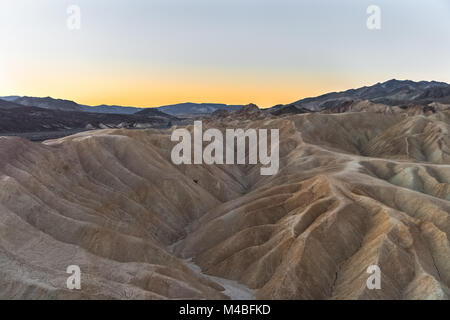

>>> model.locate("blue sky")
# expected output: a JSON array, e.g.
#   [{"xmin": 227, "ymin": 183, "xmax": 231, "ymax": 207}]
[{"xmin": 1, "ymin": 0, "xmax": 449, "ymax": 107}]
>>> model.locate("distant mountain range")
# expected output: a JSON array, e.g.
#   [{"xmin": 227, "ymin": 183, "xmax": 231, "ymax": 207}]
[
  {"xmin": 5, "ymin": 79, "xmax": 448, "ymax": 116},
  {"xmin": 0, "ymin": 95, "xmax": 246, "ymax": 138},
  {"xmin": 0, "ymin": 99, "xmax": 24, "ymax": 110},
  {"xmin": 0, "ymin": 97, "xmax": 185, "ymax": 138},
  {"xmin": 157, "ymin": 103, "xmax": 242, "ymax": 115},
  {"xmin": 271, "ymin": 79, "xmax": 450, "ymax": 113},
  {"xmin": 0, "ymin": 96, "xmax": 244, "ymax": 115},
  {"xmin": 80, "ymin": 104, "xmax": 144, "ymax": 114},
  {"xmin": 134, "ymin": 107, "xmax": 179, "ymax": 119},
  {"xmin": 2, "ymin": 79, "xmax": 450, "ymax": 138},
  {"xmin": 0, "ymin": 95, "xmax": 21, "ymax": 102},
  {"xmin": 12, "ymin": 96, "xmax": 83, "ymax": 112}
]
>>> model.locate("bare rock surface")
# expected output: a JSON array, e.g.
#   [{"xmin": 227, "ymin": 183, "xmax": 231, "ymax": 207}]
[{"xmin": 0, "ymin": 108, "xmax": 449, "ymax": 299}]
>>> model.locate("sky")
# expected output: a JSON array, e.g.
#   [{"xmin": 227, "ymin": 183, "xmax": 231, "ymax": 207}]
[{"xmin": 1, "ymin": 0, "xmax": 450, "ymax": 108}]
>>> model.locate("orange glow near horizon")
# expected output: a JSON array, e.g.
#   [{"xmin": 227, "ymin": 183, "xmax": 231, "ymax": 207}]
[
  {"xmin": 2, "ymin": 63, "xmax": 371, "ymax": 109},
  {"xmin": 1, "ymin": 49, "xmax": 382, "ymax": 108},
  {"xmin": 4, "ymin": 58, "xmax": 445, "ymax": 108},
  {"xmin": 1, "ymin": 81, "xmax": 342, "ymax": 109}
]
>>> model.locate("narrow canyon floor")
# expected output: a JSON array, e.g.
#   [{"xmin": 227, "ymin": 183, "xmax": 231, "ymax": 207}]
[{"xmin": 0, "ymin": 109, "xmax": 449, "ymax": 299}]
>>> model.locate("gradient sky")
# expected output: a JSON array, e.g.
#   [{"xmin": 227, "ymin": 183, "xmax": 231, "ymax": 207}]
[{"xmin": 1, "ymin": 0, "xmax": 450, "ymax": 108}]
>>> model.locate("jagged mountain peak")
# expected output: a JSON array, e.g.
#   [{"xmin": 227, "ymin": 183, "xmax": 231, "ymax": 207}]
[{"xmin": 281, "ymin": 79, "xmax": 450, "ymax": 112}]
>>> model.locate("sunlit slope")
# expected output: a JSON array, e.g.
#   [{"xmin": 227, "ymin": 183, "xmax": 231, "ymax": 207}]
[{"xmin": 0, "ymin": 109, "xmax": 449, "ymax": 299}]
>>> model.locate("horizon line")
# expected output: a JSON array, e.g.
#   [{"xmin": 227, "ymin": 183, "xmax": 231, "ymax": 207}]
[{"xmin": 3, "ymin": 78, "xmax": 448, "ymax": 110}]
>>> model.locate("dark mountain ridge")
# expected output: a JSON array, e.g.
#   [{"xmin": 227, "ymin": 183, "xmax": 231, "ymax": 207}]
[
  {"xmin": 1, "ymin": 96, "xmax": 243, "ymax": 116},
  {"xmin": 80, "ymin": 104, "xmax": 144, "ymax": 114},
  {"xmin": 157, "ymin": 102, "xmax": 243, "ymax": 115},
  {"xmin": 12, "ymin": 96, "xmax": 83, "ymax": 112},
  {"xmin": 272, "ymin": 79, "xmax": 450, "ymax": 113}
]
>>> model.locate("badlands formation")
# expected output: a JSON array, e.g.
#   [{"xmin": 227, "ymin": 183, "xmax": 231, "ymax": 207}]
[{"xmin": 0, "ymin": 105, "xmax": 449, "ymax": 299}]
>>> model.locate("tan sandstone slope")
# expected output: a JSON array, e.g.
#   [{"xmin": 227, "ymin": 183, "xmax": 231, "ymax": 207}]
[{"xmin": 0, "ymin": 108, "xmax": 449, "ymax": 299}]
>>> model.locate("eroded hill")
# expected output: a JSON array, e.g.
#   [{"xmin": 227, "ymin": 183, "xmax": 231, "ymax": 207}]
[{"xmin": 0, "ymin": 107, "xmax": 449, "ymax": 299}]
